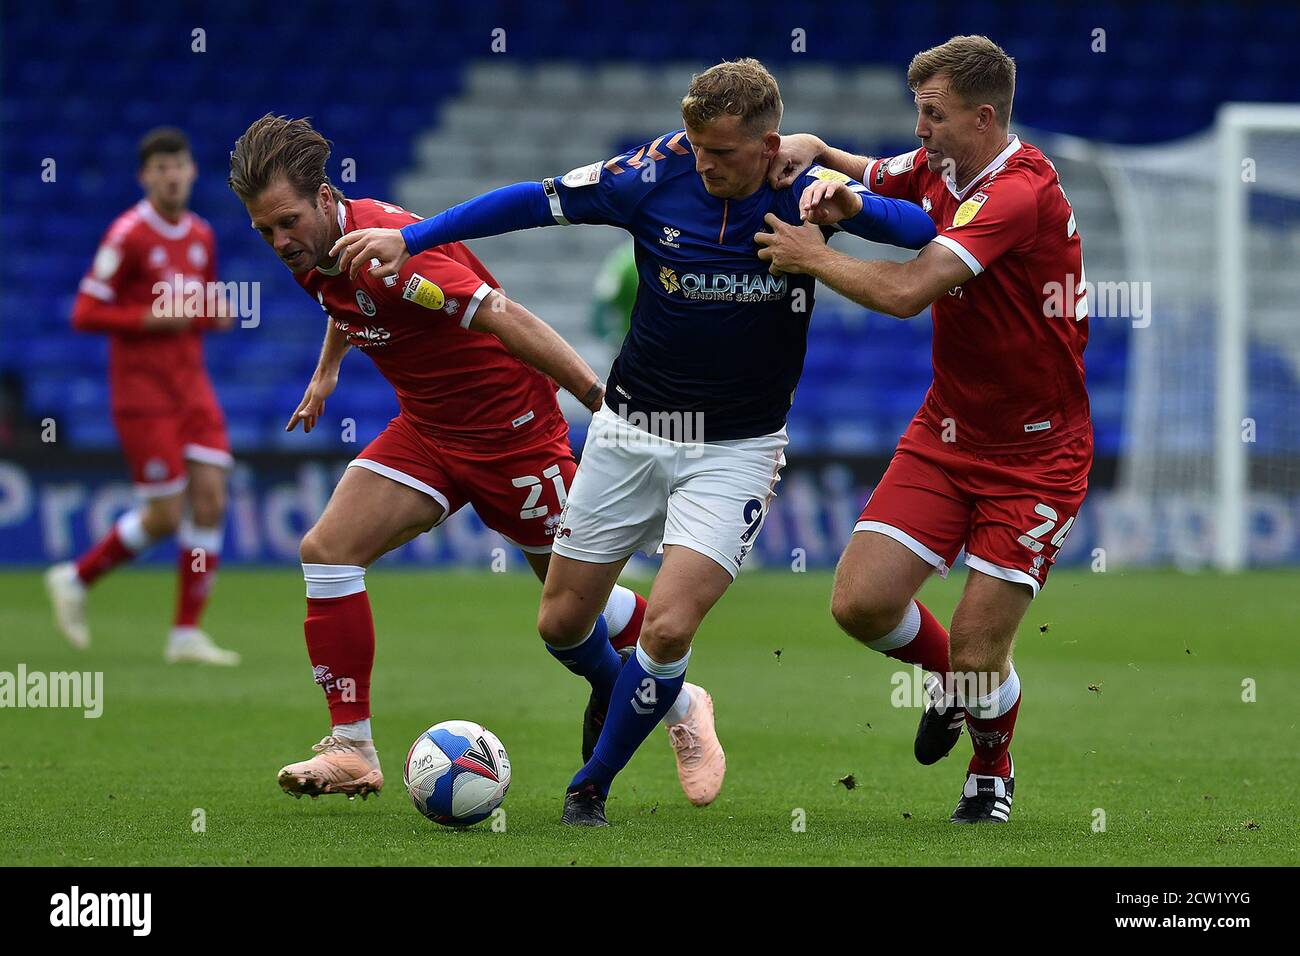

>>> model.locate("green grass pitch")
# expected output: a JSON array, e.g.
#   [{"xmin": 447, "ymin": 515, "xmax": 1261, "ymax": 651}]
[{"xmin": 1, "ymin": 566, "xmax": 1295, "ymax": 866}]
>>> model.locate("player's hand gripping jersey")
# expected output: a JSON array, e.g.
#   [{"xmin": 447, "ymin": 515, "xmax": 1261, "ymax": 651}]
[{"xmin": 403, "ymin": 130, "xmax": 935, "ymax": 442}]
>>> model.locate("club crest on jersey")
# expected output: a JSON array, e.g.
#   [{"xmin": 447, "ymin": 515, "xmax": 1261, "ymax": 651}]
[
  {"xmin": 355, "ymin": 289, "xmax": 377, "ymax": 316},
  {"xmin": 402, "ymin": 273, "xmax": 445, "ymax": 311},
  {"xmin": 188, "ymin": 241, "xmax": 208, "ymax": 269},
  {"xmin": 922, "ymin": 196, "xmax": 933, "ymax": 213},
  {"xmin": 952, "ymin": 191, "xmax": 989, "ymax": 228}
]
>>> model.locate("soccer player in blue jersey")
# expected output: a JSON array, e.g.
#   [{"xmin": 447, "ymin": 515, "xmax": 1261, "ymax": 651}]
[{"xmin": 333, "ymin": 58, "xmax": 935, "ymax": 825}]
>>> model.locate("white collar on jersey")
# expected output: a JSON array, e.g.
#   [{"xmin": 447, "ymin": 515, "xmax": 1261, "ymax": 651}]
[
  {"xmin": 314, "ymin": 199, "xmax": 350, "ymax": 276},
  {"xmin": 945, "ymin": 134, "xmax": 1022, "ymax": 201},
  {"xmin": 135, "ymin": 199, "xmax": 192, "ymax": 240}
]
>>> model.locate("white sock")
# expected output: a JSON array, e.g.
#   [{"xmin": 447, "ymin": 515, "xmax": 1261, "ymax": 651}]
[
  {"xmin": 115, "ymin": 508, "xmax": 155, "ymax": 552},
  {"xmin": 864, "ymin": 600, "xmax": 921, "ymax": 653},
  {"xmin": 603, "ymin": 584, "xmax": 638, "ymax": 638},
  {"xmin": 663, "ymin": 684, "xmax": 693, "ymax": 725},
  {"xmin": 965, "ymin": 665, "xmax": 1021, "ymax": 720},
  {"xmin": 302, "ymin": 564, "xmax": 367, "ymax": 598},
  {"xmin": 332, "ymin": 719, "xmax": 372, "ymax": 741},
  {"xmin": 178, "ymin": 519, "xmax": 224, "ymax": 556}
]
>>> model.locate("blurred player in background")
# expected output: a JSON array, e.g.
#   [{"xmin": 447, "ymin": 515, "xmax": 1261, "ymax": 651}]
[
  {"xmin": 761, "ymin": 35, "xmax": 1091, "ymax": 823},
  {"xmin": 46, "ymin": 127, "xmax": 239, "ymax": 666},
  {"xmin": 229, "ymin": 115, "xmax": 727, "ymax": 804},
  {"xmin": 333, "ymin": 59, "xmax": 935, "ymax": 825}
]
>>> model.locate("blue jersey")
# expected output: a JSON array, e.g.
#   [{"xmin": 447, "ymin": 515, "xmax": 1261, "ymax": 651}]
[{"xmin": 545, "ymin": 130, "xmax": 919, "ymax": 441}]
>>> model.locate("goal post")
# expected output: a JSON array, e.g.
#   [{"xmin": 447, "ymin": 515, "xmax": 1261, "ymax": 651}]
[
  {"xmin": 1215, "ymin": 103, "xmax": 1300, "ymax": 570},
  {"xmin": 1039, "ymin": 104, "xmax": 1300, "ymax": 571}
]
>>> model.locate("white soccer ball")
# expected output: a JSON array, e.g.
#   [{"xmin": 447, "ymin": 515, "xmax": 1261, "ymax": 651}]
[{"xmin": 403, "ymin": 720, "xmax": 511, "ymax": 827}]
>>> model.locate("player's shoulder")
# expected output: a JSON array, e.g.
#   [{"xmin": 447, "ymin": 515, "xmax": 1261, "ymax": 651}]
[
  {"xmin": 103, "ymin": 202, "xmax": 149, "ymax": 246},
  {"xmin": 580, "ymin": 129, "xmax": 697, "ymax": 190},
  {"xmin": 346, "ymin": 197, "xmax": 424, "ymax": 229},
  {"xmin": 188, "ymin": 211, "xmax": 216, "ymax": 236},
  {"xmin": 996, "ymin": 139, "xmax": 1061, "ymax": 191}
]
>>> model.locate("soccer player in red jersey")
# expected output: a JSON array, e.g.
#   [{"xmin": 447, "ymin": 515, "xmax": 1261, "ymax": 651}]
[
  {"xmin": 227, "ymin": 115, "xmax": 715, "ymax": 803},
  {"xmin": 758, "ymin": 36, "xmax": 1090, "ymax": 822},
  {"xmin": 46, "ymin": 127, "xmax": 239, "ymax": 666}
]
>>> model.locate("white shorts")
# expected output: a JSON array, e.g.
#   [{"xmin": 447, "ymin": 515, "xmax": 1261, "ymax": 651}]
[{"xmin": 552, "ymin": 405, "xmax": 787, "ymax": 579}]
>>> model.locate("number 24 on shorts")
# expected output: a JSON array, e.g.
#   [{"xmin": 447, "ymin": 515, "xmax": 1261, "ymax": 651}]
[{"xmin": 1018, "ymin": 502, "xmax": 1075, "ymax": 554}]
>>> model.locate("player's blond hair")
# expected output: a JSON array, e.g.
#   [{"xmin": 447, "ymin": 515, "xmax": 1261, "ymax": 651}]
[
  {"xmin": 228, "ymin": 113, "xmax": 344, "ymax": 204},
  {"xmin": 680, "ymin": 58, "xmax": 782, "ymax": 135},
  {"xmin": 907, "ymin": 35, "xmax": 1016, "ymax": 128}
]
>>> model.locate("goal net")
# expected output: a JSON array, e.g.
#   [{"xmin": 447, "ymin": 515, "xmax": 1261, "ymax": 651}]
[{"xmin": 1046, "ymin": 105, "xmax": 1300, "ymax": 570}]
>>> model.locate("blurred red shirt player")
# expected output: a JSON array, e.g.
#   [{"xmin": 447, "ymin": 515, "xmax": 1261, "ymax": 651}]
[{"xmin": 45, "ymin": 127, "xmax": 240, "ymax": 665}]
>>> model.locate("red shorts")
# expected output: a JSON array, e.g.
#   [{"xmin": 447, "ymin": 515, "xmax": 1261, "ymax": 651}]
[
  {"xmin": 114, "ymin": 389, "xmax": 232, "ymax": 498},
  {"xmin": 350, "ymin": 413, "xmax": 577, "ymax": 552},
  {"xmin": 856, "ymin": 418, "xmax": 1091, "ymax": 595}
]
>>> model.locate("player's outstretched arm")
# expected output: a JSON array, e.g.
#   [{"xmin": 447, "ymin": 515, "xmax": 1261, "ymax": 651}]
[
  {"xmin": 769, "ymin": 133, "xmax": 873, "ymax": 190},
  {"xmin": 472, "ymin": 290, "xmax": 604, "ymax": 414},
  {"xmin": 287, "ymin": 318, "xmax": 350, "ymax": 433},
  {"xmin": 809, "ymin": 182, "xmax": 935, "ymax": 249},
  {"xmin": 804, "ymin": 241, "xmax": 974, "ymax": 319},
  {"xmin": 331, "ymin": 182, "xmax": 555, "ymax": 280}
]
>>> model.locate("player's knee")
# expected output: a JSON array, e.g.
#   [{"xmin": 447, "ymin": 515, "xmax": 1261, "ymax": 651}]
[
  {"xmin": 536, "ymin": 599, "xmax": 588, "ymax": 649},
  {"xmin": 639, "ymin": 610, "xmax": 694, "ymax": 663},
  {"xmin": 830, "ymin": 584, "xmax": 908, "ymax": 644},
  {"xmin": 143, "ymin": 497, "xmax": 183, "ymax": 538},
  {"xmin": 299, "ymin": 526, "xmax": 355, "ymax": 567},
  {"xmin": 189, "ymin": 488, "xmax": 226, "ymax": 527}
]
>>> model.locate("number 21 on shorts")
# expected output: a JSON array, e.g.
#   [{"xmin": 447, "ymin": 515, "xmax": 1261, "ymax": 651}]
[
  {"xmin": 1017, "ymin": 502, "xmax": 1075, "ymax": 554},
  {"xmin": 511, "ymin": 463, "xmax": 568, "ymax": 520}
]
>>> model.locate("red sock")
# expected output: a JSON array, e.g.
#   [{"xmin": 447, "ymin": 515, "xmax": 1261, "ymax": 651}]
[
  {"xmin": 966, "ymin": 669, "xmax": 1021, "ymax": 777},
  {"xmin": 304, "ymin": 591, "xmax": 375, "ymax": 724},
  {"xmin": 879, "ymin": 601, "xmax": 951, "ymax": 675},
  {"xmin": 174, "ymin": 548, "xmax": 220, "ymax": 628},
  {"xmin": 75, "ymin": 525, "xmax": 137, "ymax": 585},
  {"xmin": 611, "ymin": 593, "xmax": 647, "ymax": 653}
]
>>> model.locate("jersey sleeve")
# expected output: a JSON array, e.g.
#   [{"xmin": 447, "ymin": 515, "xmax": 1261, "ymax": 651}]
[
  {"xmin": 372, "ymin": 249, "xmax": 497, "ymax": 330},
  {"xmin": 931, "ymin": 171, "xmax": 1038, "ymax": 277},
  {"xmin": 546, "ymin": 134, "xmax": 677, "ymax": 228},
  {"xmin": 78, "ymin": 224, "xmax": 135, "ymax": 305},
  {"xmin": 864, "ymin": 148, "xmax": 928, "ymax": 203},
  {"xmin": 71, "ymin": 226, "xmax": 147, "ymax": 332},
  {"xmin": 793, "ymin": 164, "xmax": 935, "ymax": 249}
]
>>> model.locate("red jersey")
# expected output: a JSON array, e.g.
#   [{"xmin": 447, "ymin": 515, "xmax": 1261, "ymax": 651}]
[
  {"xmin": 296, "ymin": 198, "xmax": 566, "ymax": 453},
  {"xmin": 866, "ymin": 136, "xmax": 1091, "ymax": 454},
  {"xmin": 73, "ymin": 199, "xmax": 220, "ymax": 414}
]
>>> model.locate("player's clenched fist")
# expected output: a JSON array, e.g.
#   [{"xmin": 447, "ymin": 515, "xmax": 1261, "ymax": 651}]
[
  {"xmin": 330, "ymin": 227, "xmax": 410, "ymax": 280},
  {"xmin": 286, "ymin": 367, "xmax": 338, "ymax": 433},
  {"xmin": 799, "ymin": 179, "xmax": 863, "ymax": 225},
  {"xmin": 767, "ymin": 133, "xmax": 826, "ymax": 189}
]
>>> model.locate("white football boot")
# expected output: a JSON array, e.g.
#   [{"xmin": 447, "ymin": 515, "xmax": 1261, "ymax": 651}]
[
  {"xmin": 45, "ymin": 562, "xmax": 90, "ymax": 650},
  {"xmin": 165, "ymin": 627, "xmax": 241, "ymax": 666}
]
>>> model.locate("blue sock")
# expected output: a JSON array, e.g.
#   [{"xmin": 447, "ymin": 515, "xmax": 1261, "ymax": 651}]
[
  {"xmin": 570, "ymin": 642, "xmax": 689, "ymax": 797},
  {"xmin": 545, "ymin": 615, "xmax": 620, "ymax": 704}
]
